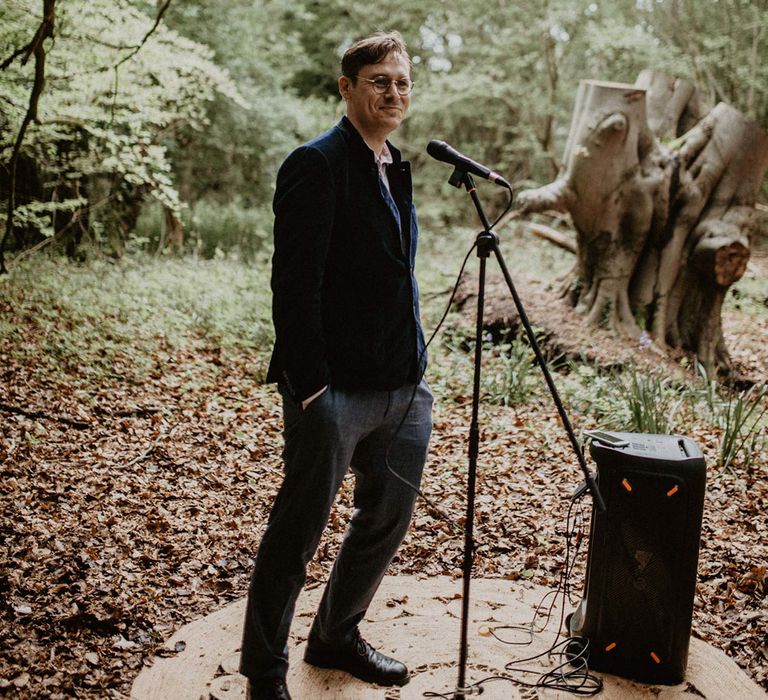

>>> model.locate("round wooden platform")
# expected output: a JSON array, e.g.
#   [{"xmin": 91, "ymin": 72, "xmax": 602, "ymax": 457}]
[{"xmin": 131, "ymin": 576, "xmax": 766, "ymax": 700}]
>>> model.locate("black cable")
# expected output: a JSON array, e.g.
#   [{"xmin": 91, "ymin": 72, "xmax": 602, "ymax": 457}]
[
  {"xmin": 479, "ymin": 494, "xmax": 602, "ymax": 696},
  {"xmin": 381, "ymin": 237, "xmax": 476, "ymax": 532},
  {"xmin": 420, "ymin": 490, "xmax": 602, "ymax": 698},
  {"xmin": 378, "ymin": 183, "xmax": 602, "ymax": 696},
  {"xmin": 382, "ymin": 184, "xmax": 515, "ymax": 527}
]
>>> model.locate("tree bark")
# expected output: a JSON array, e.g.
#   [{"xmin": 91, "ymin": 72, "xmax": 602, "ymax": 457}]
[
  {"xmin": 0, "ymin": 0, "xmax": 56, "ymax": 274},
  {"xmin": 162, "ymin": 206, "xmax": 184, "ymax": 254},
  {"xmin": 517, "ymin": 72, "xmax": 768, "ymax": 377}
]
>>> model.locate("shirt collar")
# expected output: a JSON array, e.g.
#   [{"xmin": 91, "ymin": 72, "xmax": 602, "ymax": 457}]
[
  {"xmin": 376, "ymin": 142, "xmax": 394, "ymax": 168},
  {"xmin": 338, "ymin": 116, "xmax": 402, "ymax": 165},
  {"xmin": 375, "ymin": 142, "xmax": 394, "ymax": 183}
]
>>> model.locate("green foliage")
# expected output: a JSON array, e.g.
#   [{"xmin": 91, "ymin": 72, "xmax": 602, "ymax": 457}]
[
  {"xmin": 716, "ymin": 385, "xmax": 767, "ymax": 471},
  {"xmin": 559, "ymin": 359, "xmax": 767, "ymax": 471},
  {"xmin": 5, "ymin": 0, "xmax": 767, "ymax": 261},
  {"xmin": 560, "ymin": 364, "xmax": 684, "ymax": 434},
  {"xmin": 0, "ymin": 255, "xmax": 273, "ymax": 386},
  {"xmin": 691, "ymin": 365, "xmax": 768, "ymax": 472},
  {"xmin": 482, "ymin": 337, "xmax": 541, "ymax": 407},
  {"xmin": 161, "ymin": 0, "xmax": 340, "ymax": 206},
  {"xmin": 135, "ymin": 199, "xmax": 273, "ymax": 262},
  {"xmin": 620, "ymin": 369, "xmax": 683, "ymax": 434},
  {"xmin": 149, "ymin": 0, "xmax": 710, "ymax": 228},
  {"xmin": 559, "ymin": 362, "xmax": 625, "ymax": 424},
  {"xmin": 636, "ymin": 0, "xmax": 768, "ymax": 127},
  {"xmin": 1, "ymin": 0, "xmax": 244, "ymax": 247}
]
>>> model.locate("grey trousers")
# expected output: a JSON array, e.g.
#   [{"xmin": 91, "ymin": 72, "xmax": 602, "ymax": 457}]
[{"xmin": 239, "ymin": 379, "xmax": 433, "ymax": 681}]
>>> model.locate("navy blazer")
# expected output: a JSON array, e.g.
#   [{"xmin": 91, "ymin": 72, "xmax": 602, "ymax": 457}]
[{"xmin": 265, "ymin": 117, "xmax": 427, "ymax": 401}]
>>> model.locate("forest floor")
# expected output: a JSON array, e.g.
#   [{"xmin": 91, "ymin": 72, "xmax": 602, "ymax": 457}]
[{"xmin": 0, "ymin": 234, "xmax": 766, "ymax": 698}]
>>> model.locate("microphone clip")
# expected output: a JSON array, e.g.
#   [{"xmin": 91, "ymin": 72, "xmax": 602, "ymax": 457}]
[{"xmin": 449, "ymin": 166, "xmax": 471, "ymax": 190}]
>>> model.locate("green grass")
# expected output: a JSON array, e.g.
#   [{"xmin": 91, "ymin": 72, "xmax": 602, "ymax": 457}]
[
  {"xmin": 480, "ymin": 338, "xmax": 541, "ymax": 407},
  {"xmin": 0, "ymin": 254, "xmax": 273, "ymax": 388},
  {"xmin": 134, "ymin": 199, "xmax": 273, "ymax": 262}
]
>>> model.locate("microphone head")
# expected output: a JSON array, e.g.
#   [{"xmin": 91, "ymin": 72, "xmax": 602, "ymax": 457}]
[{"xmin": 426, "ymin": 140, "xmax": 451, "ymax": 162}]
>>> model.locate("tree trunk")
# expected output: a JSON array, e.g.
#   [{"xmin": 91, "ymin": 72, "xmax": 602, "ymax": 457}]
[
  {"xmin": 162, "ymin": 206, "xmax": 184, "ymax": 254},
  {"xmin": 0, "ymin": 0, "xmax": 57, "ymax": 274},
  {"xmin": 517, "ymin": 72, "xmax": 768, "ymax": 377}
]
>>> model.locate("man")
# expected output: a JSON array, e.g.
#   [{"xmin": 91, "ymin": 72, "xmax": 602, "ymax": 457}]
[{"xmin": 239, "ymin": 31, "xmax": 432, "ymax": 700}]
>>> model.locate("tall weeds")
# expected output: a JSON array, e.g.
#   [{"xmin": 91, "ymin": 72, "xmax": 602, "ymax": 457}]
[{"xmin": 714, "ymin": 383, "xmax": 767, "ymax": 472}]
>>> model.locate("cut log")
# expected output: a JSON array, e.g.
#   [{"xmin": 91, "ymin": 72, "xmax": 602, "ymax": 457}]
[{"xmin": 518, "ymin": 80, "xmax": 666, "ymax": 337}]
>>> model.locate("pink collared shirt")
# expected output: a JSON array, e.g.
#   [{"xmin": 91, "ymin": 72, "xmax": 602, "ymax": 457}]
[{"xmin": 376, "ymin": 143, "xmax": 394, "ymax": 192}]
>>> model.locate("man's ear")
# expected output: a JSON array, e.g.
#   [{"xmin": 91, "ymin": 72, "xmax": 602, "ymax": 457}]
[{"xmin": 338, "ymin": 75, "xmax": 352, "ymax": 101}]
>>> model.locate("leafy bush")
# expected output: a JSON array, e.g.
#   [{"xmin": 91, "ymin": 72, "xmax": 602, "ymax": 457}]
[
  {"xmin": 0, "ymin": 0, "xmax": 245, "ymax": 248},
  {"xmin": 135, "ymin": 199, "xmax": 273, "ymax": 262}
]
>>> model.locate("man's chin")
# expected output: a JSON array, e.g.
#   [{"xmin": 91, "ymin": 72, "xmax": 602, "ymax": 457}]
[{"xmin": 378, "ymin": 114, "xmax": 404, "ymax": 129}]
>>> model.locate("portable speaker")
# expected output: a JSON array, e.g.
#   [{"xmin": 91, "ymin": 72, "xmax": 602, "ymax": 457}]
[{"xmin": 569, "ymin": 432, "xmax": 706, "ymax": 685}]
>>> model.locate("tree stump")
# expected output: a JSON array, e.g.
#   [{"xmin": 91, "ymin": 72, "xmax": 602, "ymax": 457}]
[{"xmin": 517, "ymin": 71, "xmax": 768, "ymax": 377}]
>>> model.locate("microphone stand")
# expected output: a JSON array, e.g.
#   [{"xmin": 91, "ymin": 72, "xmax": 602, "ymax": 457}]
[{"xmin": 447, "ymin": 168, "xmax": 605, "ymax": 700}]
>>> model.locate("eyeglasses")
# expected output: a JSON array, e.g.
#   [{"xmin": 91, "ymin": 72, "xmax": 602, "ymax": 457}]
[{"xmin": 354, "ymin": 76, "xmax": 414, "ymax": 95}]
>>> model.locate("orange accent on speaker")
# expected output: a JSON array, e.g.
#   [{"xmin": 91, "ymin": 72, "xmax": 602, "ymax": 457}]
[
  {"xmin": 667, "ymin": 485, "xmax": 679, "ymax": 497},
  {"xmin": 622, "ymin": 478, "xmax": 632, "ymax": 492},
  {"xmin": 650, "ymin": 652, "xmax": 661, "ymax": 664},
  {"xmin": 605, "ymin": 642, "xmax": 617, "ymax": 652}
]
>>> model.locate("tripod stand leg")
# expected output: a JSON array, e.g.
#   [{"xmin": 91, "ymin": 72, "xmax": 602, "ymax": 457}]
[{"xmin": 454, "ymin": 241, "xmax": 490, "ymax": 699}]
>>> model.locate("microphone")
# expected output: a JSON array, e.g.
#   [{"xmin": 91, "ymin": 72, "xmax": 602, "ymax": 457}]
[{"xmin": 426, "ymin": 140, "xmax": 511, "ymax": 188}]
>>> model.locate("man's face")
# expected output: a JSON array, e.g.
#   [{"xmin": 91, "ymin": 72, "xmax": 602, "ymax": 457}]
[{"xmin": 339, "ymin": 51, "xmax": 411, "ymax": 142}]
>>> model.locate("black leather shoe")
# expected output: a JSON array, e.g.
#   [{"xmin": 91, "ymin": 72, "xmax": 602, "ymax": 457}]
[
  {"xmin": 304, "ymin": 631, "xmax": 409, "ymax": 687},
  {"xmin": 246, "ymin": 677, "xmax": 292, "ymax": 700}
]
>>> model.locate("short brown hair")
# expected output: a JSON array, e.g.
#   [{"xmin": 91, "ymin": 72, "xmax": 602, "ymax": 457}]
[{"xmin": 341, "ymin": 31, "xmax": 411, "ymax": 79}]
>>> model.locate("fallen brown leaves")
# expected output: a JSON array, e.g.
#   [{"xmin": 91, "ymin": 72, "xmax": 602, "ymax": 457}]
[
  {"xmin": 1, "ymin": 305, "xmax": 766, "ymax": 699},
  {"xmin": 1, "ymin": 338, "xmax": 283, "ymax": 698}
]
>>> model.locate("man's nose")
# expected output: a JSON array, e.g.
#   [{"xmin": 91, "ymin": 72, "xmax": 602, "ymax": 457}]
[{"xmin": 383, "ymin": 80, "xmax": 399, "ymax": 96}]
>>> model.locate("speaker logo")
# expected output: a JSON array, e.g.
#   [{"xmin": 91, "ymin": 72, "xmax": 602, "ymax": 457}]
[{"xmin": 634, "ymin": 550, "xmax": 654, "ymax": 571}]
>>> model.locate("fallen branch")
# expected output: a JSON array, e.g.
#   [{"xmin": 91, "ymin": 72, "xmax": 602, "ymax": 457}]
[
  {"xmin": 528, "ymin": 222, "xmax": 577, "ymax": 254},
  {"xmin": 94, "ymin": 405, "xmax": 166, "ymax": 418},
  {"xmin": 121, "ymin": 423, "xmax": 178, "ymax": 469},
  {"xmin": 0, "ymin": 401, "xmax": 90, "ymax": 429},
  {"xmin": 494, "ymin": 208, "xmax": 521, "ymax": 232}
]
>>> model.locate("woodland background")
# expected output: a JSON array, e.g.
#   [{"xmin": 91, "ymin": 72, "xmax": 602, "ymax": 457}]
[{"xmin": 1, "ymin": 1, "xmax": 767, "ymax": 698}]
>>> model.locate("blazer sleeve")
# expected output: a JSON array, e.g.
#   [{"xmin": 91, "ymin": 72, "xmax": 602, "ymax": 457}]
[{"xmin": 270, "ymin": 145, "xmax": 335, "ymax": 401}]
